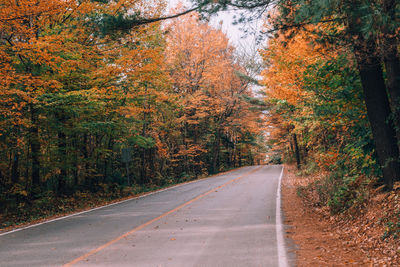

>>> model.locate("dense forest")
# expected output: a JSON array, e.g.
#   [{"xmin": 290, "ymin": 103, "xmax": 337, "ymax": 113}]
[{"xmin": 0, "ymin": 0, "xmax": 266, "ymax": 223}]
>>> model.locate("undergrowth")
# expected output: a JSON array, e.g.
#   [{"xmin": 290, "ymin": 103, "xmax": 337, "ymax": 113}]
[{"xmin": 295, "ymin": 161, "xmax": 373, "ymax": 215}]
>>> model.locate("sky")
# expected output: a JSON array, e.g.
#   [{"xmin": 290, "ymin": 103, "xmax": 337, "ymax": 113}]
[{"xmin": 166, "ymin": 0, "xmax": 263, "ymax": 53}]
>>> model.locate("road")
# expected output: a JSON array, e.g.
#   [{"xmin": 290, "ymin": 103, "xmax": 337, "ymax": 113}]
[{"xmin": 0, "ymin": 165, "xmax": 293, "ymax": 267}]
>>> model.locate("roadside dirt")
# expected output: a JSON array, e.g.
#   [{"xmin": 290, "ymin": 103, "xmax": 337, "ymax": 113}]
[{"xmin": 282, "ymin": 164, "xmax": 400, "ymax": 266}]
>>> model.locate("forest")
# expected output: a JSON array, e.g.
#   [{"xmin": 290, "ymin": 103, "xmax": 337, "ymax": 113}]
[
  {"xmin": 0, "ymin": 0, "xmax": 266, "ymax": 225},
  {"xmin": 1, "ymin": 0, "xmax": 400, "ymax": 239}
]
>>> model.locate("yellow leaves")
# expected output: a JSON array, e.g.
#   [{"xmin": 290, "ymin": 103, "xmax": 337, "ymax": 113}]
[{"xmin": 8, "ymin": 184, "xmax": 28, "ymax": 197}]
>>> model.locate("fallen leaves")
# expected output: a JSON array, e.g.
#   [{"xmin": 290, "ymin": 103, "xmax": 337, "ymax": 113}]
[{"xmin": 282, "ymin": 164, "xmax": 400, "ymax": 266}]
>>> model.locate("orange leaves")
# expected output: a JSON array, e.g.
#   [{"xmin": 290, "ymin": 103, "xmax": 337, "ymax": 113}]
[
  {"xmin": 316, "ymin": 150, "xmax": 340, "ymax": 170},
  {"xmin": 261, "ymin": 27, "xmax": 330, "ymax": 105},
  {"xmin": 0, "ymin": 0, "xmax": 171, "ymax": 136},
  {"xmin": 165, "ymin": 12, "xmax": 232, "ymax": 96},
  {"xmin": 0, "ymin": 0, "xmax": 266, "ymax": 191},
  {"xmin": 163, "ymin": 11, "xmax": 265, "ymax": 168},
  {"xmin": 260, "ymin": 26, "xmax": 338, "ymax": 142}
]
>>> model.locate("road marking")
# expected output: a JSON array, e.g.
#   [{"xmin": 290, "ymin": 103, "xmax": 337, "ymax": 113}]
[
  {"xmin": 62, "ymin": 166, "xmax": 263, "ymax": 266},
  {"xmin": 0, "ymin": 167, "xmax": 245, "ymax": 237},
  {"xmin": 276, "ymin": 166, "xmax": 289, "ymax": 267}
]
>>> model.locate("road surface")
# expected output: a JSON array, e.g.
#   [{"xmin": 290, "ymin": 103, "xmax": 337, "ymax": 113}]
[{"xmin": 0, "ymin": 165, "xmax": 293, "ymax": 267}]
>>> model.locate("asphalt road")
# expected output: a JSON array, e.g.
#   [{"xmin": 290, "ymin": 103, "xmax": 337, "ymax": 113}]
[{"xmin": 0, "ymin": 165, "xmax": 292, "ymax": 267}]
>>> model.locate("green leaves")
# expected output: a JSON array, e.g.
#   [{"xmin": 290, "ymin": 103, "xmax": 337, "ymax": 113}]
[{"xmin": 129, "ymin": 135, "xmax": 156, "ymax": 149}]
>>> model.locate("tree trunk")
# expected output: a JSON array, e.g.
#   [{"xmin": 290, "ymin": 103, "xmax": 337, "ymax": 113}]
[
  {"xmin": 72, "ymin": 134, "xmax": 79, "ymax": 187},
  {"xmin": 233, "ymin": 141, "xmax": 237, "ymax": 167},
  {"xmin": 141, "ymin": 148, "xmax": 146, "ymax": 184},
  {"xmin": 149, "ymin": 148, "xmax": 155, "ymax": 178},
  {"xmin": 82, "ymin": 134, "xmax": 89, "ymax": 186},
  {"xmin": 211, "ymin": 131, "xmax": 221, "ymax": 174},
  {"xmin": 293, "ymin": 133, "xmax": 301, "ymax": 169},
  {"xmin": 11, "ymin": 152, "xmax": 19, "ymax": 184},
  {"xmin": 382, "ymin": 0, "xmax": 400, "ymax": 147},
  {"xmin": 103, "ymin": 137, "xmax": 113, "ymax": 183},
  {"xmin": 289, "ymin": 138, "xmax": 294, "ymax": 153},
  {"xmin": 384, "ymin": 49, "xmax": 400, "ymax": 148},
  {"xmin": 57, "ymin": 130, "xmax": 67, "ymax": 196},
  {"xmin": 29, "ymin": 104, "xmax": 40, "ymax": 189},
  {"xmin": 355, "ymin": 43, "xmax": 400, "ymax": 190},
  {"xmin": 56, "ymin": 111, "xmax": 68, "ymax": 196},
  {"xmin": 238, "ymin": 147, "xmax": 242, "ymax": 167}
]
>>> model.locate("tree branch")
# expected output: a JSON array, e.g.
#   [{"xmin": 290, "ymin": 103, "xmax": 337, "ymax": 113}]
[
  {"xmin": 225, "ymin": 0, "xmax": 273, "ymax": 9},
  {"xmin": 265, "ymin": 17, "xmax": 346, "ymax": 34},
  {"xmin": 128, "ymin": 6, "xmax": 204, "ymax": 27}
]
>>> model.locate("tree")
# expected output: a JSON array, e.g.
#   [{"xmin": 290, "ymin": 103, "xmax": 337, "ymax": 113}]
[{"xmin": 165, "ymin": 11, "xmax": 265, "ymax": 174}]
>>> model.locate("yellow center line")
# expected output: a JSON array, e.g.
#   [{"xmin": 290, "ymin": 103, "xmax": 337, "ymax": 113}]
[{"xmin": 62, "ymin": 166, "xmax": 263, "ymax": 266}]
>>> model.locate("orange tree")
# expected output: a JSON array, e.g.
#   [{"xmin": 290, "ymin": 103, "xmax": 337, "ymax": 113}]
[{"xmin": 165, "ymin": 12, "xmax": 266, "ymax": 175}]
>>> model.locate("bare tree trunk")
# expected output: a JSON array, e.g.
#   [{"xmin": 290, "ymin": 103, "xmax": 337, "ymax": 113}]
[
  {"xmin": 382, "ymin": 0, "xmax": 400, "ymax": 148},
  {"xmin": 11, "ymin": 152, "xmax": 19, "ymax": 184},
  {"xmin": 211, "ymin": 131, "xmax": 221, "ymax": 174},
  {"xmin": 383, "ymin": 49, "xmax": 400, "ymax": 148},
  {"xmin": 29, "ymin": 104, "xmax": 40, "ymax": 189},
  {"xmin": 293, "ymin": 133, "xmax": 301, "ymax": 169},
  {"xmin": 72, "ymin": 134, "xmax": 79, "ymax": 187},
  {"xmin": 355, "ymin": 41, "xmax": 400, "ymax": 190},
  {"xmin": 56, "ymin": 111, "xmax": 68, "ymax": 196},
  {"xmin": 82, "ymin": 133, "xmax": 89, "ymax": 186},
  {"xmin": 57, "ymin": 130, "xmax": 67, "ymax": 196},
  {"xmin": 141, "ymin": 148, "xmax": 146, "ymax": 184},
  {"xmin": 140, "ymin": 82, "xmax": 149, "ymax": 184}
]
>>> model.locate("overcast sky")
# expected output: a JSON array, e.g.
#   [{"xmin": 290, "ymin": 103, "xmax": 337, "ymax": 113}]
[{"xmin": 166, "ymin": 0, "xmax": 263, "ymax": 53}]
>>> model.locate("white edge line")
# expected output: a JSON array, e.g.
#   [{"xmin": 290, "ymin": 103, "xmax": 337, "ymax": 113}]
[
  {"xmin": 0, "ymin": 168, "xmax": 245, "ymax": 237},
  {"xmin": 276, "ymin": 165, "xmax": 289, "ymax": 267}
]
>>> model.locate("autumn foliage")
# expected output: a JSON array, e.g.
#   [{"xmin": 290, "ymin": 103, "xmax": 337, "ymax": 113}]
[
  {"xmin": 165, "ymin": 13, "xmax": 264, "ymax": 174},
  {"xmin": 261, "ymin": 26, "xmax": 378, "ymax": 213},
  {"xmin": 0, "ymin": 1, "xmax": 265, "ymax": 223}
]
